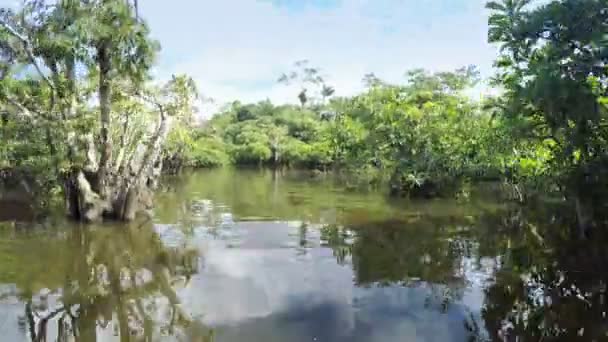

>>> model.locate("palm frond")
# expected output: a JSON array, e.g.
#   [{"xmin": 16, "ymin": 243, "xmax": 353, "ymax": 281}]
[{"xmin": 485, "ymin": 1, "xmax": 507, "ymax": 11}]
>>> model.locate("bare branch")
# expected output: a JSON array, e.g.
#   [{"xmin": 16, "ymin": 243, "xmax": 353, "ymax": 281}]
[
  {"xmin": 136, "ymin": 92, "xmax": 166, "ymax": 116},
  {"xmin": 135, "ymin": 107, "xmax": 170, "ymax": 181},
  {"xmin": 0, "ymin": 19, "xmax": 55, "ymax": 90},
  {"xmin": 84, "ymin": 133, "xmax": 100, "ymax": 172},
  {"xmin": 2, "ymin": 94, "xmax": 56, "ymax": 122},
  {"xmin": 4, "ymin": 96, "xmax": 35, "ymax": 118}
]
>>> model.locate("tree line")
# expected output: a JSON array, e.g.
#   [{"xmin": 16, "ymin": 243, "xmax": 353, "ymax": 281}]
[{"xmin": 1, "ymin": 0, "xmax": 606, "ymax": 226}]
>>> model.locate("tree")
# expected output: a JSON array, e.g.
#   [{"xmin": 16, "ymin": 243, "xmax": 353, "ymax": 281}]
[
  {"xmin": 362, "ymin": 73, "xmax": 384, "ymax": 88},
  {"xmin": 320, "ymin": 84, "xmax": 335, "ymax": 104},
  {"xmin": 329, "ymin": 67, "xmax": 495, "ymax": 196},
  {"xmin": 0, "ymin": 1, "xmax": 197, "ymax": 221},
  {"xmin": 298, "ymin": 88, "xmax": 308, "ymax": 108},
  {"xmin": 486, "ymin": 0, "xmax": 532, "ymax": 58},
  {"xmin": 278, "ymin": 59, "xmax": 327, "ymax": 107},
  {"xmin": 199, "ymin": 66, "xmax": 505, "ymax": 196},
  {"xmin": 267, "ymin": 125, "xmax": 289, "ymax": 165},
  {"xmin": 404, "ymin": 66, "xmax": 480, "ymax": 96},
  {"xmin": 487, "ymin": 0, "xmax": 608, "ymax": 233}
]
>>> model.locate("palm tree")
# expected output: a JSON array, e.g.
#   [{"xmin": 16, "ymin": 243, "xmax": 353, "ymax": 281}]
[
  {"xmin": 486, "ymin": 0, "xmax": 532, "ymax": 59},
  {"xmin": 321, "ymin": 84, "xmax": 335, "ymax": 104},
  {"xmin": 298, "ymin": 88, "xmax": 308, "ymax": 108}
]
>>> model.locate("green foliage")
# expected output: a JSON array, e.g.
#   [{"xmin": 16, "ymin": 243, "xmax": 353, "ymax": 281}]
[
  {"xmin": 3, "ymin": 0, "xmax": 602, "ymax": 206},
  {"xmin": 186, "ymin": 137, "xmax": 230, "ymax": 168},
  {"xmin": 0, "ymin": 0, "xmax": 197, "ymax": 215},
  {"xmin": 231, "ymin": 142, "xmax": 272, "ymax": 164},
  {"xmin": 487, "ymin": 0, "xmax": 608, "ymax": 193},
  {"xmin": 323, "ymin": 68, "xmax": 510, "ymax": 196},
  {"xmin": 186, "ymin": 66, "xmax": 526, "ymax": 197},
  {"xmin": 187, "ymin": 100, "xmax": 332, "ymax": 168}
]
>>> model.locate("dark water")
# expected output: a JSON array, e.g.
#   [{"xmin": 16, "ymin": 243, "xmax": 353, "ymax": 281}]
[{"xmin": 0, "ymin": 169, "xmax": 607, "ymax": 341}]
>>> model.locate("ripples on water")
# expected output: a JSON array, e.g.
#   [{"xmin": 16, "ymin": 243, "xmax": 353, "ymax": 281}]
[{"xmin": 0, "ymin": 169, "xmax": 607, "ymax": 341}]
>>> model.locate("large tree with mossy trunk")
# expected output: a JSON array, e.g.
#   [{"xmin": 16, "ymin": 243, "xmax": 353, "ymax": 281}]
[{"xmin": 0, "ymin": 0, "xmax": 198, "ymax": 221}]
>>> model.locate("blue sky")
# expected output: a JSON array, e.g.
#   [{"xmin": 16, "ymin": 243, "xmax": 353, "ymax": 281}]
[
  {"xmin": 2, "ymin": 0, "xmax": 500, "ymax": 115},
  {"xmin": 143, "ymin": 0, "xmax": 499, "ymax": 114}
]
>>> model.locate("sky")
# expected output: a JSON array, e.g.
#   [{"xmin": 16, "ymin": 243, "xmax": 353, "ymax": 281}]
[
  {"xmin": 139, "ymin": 0, "xmax": 500, "ymax": 116},
  {"xmin": 1, "ymin": 0, "xmax": 501, "ymax": 116}
]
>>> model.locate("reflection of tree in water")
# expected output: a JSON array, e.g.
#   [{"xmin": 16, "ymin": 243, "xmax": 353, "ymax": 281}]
[
  {"xmin": 319, "ymin": 198, "xmax": 608, "ymax": 341},
  {"xmin": 4, "ymin": 220, "xmax": 214, "ymax": 342},
  {"xmin": 322, "ymin": 205, "xmax": 608, "ymax": 341},
  {"xmin": 321, "ymin": 223, "xmax": 353, "ymax": 265},
  {"xmin": 481, "ymin": 202, "xmax": 608, "ymax": 342},
  {"xmin": 321, "ymin": 216, "xmax": 482, "ymax": 312}
]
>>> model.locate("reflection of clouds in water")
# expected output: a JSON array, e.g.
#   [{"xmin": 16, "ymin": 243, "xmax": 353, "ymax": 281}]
[
  {"xmin": 0, "ymin": 217, "xmax": 491, "ymax": 342},
  {"xmin": 191, "ymin": 199, "xmax": 214, "ymax": 218},
  {"xmin": 180, "ymin": 229, "xmax": 355, "ymax": 328},
  {"xmin": 163, "ymin": 221, "xmax": 485, "ymax": 341},
  {"xmin": 181, "ymin": 198, "xmax": 234, "ymax": 227},
  {"xmin": 0, "ymin": 295, "xmax": 23, "ymax": 340},
  {"xmin": 460, "ymin": 257, "xmax": 496, "ymax": 311},
  {"xmin": 155, "ymin": 224, "xmax": 188, "ymax": 248}
]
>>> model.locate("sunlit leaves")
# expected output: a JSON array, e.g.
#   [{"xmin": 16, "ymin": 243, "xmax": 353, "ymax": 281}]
[
  {"xmin": 0, "ymin": 0, "xmax": 191, "ymax": 211},
  {"xmin": 487, "ymin": 0, "xmax": 608, "ymax": 188}
]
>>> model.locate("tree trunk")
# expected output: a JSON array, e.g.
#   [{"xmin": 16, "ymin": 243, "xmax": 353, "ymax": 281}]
[
  {"xmin": 97, "ymin": 41, "xmax": 113, "ymax": 198},
  {"xmin": 62, "ymin": 39, "xmax": 157, "ymax": 222},
  {"xmin": 64, "ymin": 108, "xmax": 171, "ymax": 222},
  {"xmin": 575, "ymin": 195, "xmax": 594, "ymax": 239}
]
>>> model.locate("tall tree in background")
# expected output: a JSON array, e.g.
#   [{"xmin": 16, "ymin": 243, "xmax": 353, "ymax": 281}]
[
  {"xmin": 278, "ymin": 59, "xmax": 335, "ymax": 107},
  {"xmin": 0, "ymin": 0, "xmax": 197, "ymax": 222},
  {"xmin": 362, "ymin": 73, "xmax": 384, "ymax": 89},
  {"xmin": 321, "ymin": 84, "xmax": 335, "ymax": 104},
  {"xmin": 297, "ymin": 88, "xmax": 308, "ymax": 108}
]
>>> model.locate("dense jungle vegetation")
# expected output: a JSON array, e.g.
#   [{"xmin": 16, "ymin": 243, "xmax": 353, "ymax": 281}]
[{"xmin": 1, "ymin": 0, "xmax": 607, "ymax": 226}]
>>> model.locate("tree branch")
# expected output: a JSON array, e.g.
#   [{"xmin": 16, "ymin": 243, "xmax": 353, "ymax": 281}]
[
  {"xmin": 0, "ymin": 20, "xmax": 55, "ymax": 90},
  {"xmin": 137, "ymin": 92, "xmax": 167, "ymax": 118},
  {"xmin": 4, "ymin": 95, "xmax": 35, "ymax": 118},
  {"xmin": 2, "ymin": 94, "xmax": 55, "ymax": 121},
  {"xmin": 134, "ymin": 107, "xmax": 170, "ymax": 183},
  {"xmin": 114, "ymin": 113, "xmax": 131, "ymax": 172},
  {"xmin": 84, "ymin": 133, "xmax": 99, "ymax": 172}
]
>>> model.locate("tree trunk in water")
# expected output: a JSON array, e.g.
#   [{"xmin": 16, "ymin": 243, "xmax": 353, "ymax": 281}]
[
  {"xmin": 62, "ymin": 39, "xmax": 174, "ymax": 223},
  {"xmin": 64, "ymin": 111, "xmax": 171, "ymax": 222}
]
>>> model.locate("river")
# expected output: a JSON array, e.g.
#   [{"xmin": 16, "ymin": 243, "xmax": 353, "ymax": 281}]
[{"xmin": 0, "ymin": 168, "xmax": 605, "ymax": 341}]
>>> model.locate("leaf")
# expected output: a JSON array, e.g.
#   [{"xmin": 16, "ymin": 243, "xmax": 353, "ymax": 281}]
[{"xmin": 485, "ymin": 1, "xmax": 507, "ymax": 11}]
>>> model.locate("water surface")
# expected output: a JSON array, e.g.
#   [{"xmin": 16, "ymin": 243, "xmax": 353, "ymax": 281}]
[{"xmin": 0, "ymin": 169, "xmax": 606, "ymax": 341}]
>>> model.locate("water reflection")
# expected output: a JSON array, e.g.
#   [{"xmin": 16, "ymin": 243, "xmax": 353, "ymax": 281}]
[
  {"xmin": 1, "ymin": 169, "xmax": 607, "ymax": 341},
  {"xmin": 0, "ymin": 220, "xmax": 213, "ymax": 341},
  {"xmin": 177, "ymin": 220, "xmax": 487, "ymax": 342},
  {"xmin": 480, "ymin": 204, "xmax": 608, "ymax": 342}
]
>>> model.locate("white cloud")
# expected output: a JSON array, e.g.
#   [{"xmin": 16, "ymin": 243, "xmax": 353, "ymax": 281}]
[{"xmin": 142, "ymin": 0, "xmax": 499, "ymax": 116}]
